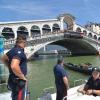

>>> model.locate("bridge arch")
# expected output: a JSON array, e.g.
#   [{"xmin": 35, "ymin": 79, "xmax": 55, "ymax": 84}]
[
  {"xmin": 94, "ymin": 35, "xmax": 97, "ymax": 40},
  {"xmin": 42, "ymin": 24, "xmax": 51, "ymax": 35},
  {"xmin": 52, "ymin": 23, "xmax": 60, "ymax": 33},
  {"xmin": 50, "ymin": 39, "xmax": 98, "ymax": 56},
  {"xmin": 83, "ymin": 30, "xmax": 87, "ymax": 35},
  {"xmin": 76, "ymin": 27, "xmax": 81, "ymax": 32},
  {"xmin": 58, "ymin": 13, "xmax": 75, "ymax": 30},
  {"xmin": 88, "ymin": 33, "xmax": 92, "ymax": 38},
  {"xmin": 17, "ymin": 26, "xmax": 28, "ymax": 38},
  {"xmin": 98, "ymin": 37, "xmax": 100, "ymax": 41},
  {"xmin": 26, "ymin": 37, "xmax": 98, "ymax": 59},
  {"xmin": 2, "ymin": 27, "xmax": 15, "ymax": 39},
  {"xmin": 31, "ymin": 25, "xmax": 40, "ymax": 37}
]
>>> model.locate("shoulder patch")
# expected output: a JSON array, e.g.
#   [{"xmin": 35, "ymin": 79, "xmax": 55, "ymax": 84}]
[{"xmin": 18, "ymin": 51, "xmax": 21, "ymax": 54}]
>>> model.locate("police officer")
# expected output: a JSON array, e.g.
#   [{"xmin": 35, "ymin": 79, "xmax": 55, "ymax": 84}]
[
  {"xmin": 53, "ymin": 58, "xmax": 69, "ymax": 100},
  {"xmin": 2, "ymin": 34, "xmax": 27, "ymax": 100},
  {"xmin": 81, "ymin": 68, "xmax": 100, "ymax": 96}
]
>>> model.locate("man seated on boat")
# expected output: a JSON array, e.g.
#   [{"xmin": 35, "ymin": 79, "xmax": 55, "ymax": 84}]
[
  {"xmin": 79, "ymin": 68, "xmax": 100, "ymax": 96},
  {"xmin": 79, "ymin": 63, "xmax": 91, "ymax": 69}
]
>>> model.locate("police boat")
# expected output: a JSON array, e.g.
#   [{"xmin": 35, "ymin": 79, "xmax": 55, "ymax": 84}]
[{"xmin": 38, "ymin": 79, "xmax": 100, "ymax": 100}]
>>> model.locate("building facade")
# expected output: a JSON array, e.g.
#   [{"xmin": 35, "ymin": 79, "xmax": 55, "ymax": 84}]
[{"xmin": 85, "ymin": 23, "xmax": 100, "ymax": 34}]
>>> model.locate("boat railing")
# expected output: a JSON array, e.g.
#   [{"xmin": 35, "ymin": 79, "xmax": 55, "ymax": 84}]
[
  {"xmin": 0, "ymin": 74, "xmax": 9, "ymax": 84},
  {"xmin": 63, "ymin": 96, "xmax": 67, "ymax": 100},
  {"xmin": 43, "ymin": 86, "xmax": 55, "ymax": 93},
  {"xmin": 74, "ymin": 79, "xmax": 87, "ymax": 87},
  {"xmin": 38, "ymin": 86, "xmax": 55, "ymax": 100}
]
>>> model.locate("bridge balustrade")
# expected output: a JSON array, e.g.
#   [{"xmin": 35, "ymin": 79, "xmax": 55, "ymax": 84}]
[
  {"xmin": 27, "ymin": 33, "xmax": 64, "ymax": 46},
  {"xmin": 83, "ymin": 36, "xmax": 100, "ymax": 45},
  {"xmin": 4, "ymin": 32, "xmax": 64, "ymax": 49},
  {"xmin": 4, "ymin": 30, "xmax": 100, "ymax": 51}
]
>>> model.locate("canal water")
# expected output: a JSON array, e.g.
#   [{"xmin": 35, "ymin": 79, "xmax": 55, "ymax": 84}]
[{"xmin": 27, "ymin": 55, "xmax": 100, "ymax": 100}]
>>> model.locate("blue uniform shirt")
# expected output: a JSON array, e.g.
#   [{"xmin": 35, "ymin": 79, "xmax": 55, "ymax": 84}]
[
  {"xmin": 54, "ymin": 64, "xmax": 68, "ymax": 89},
  {"xmin": 85, "ymin": 76, "xmax": 100, "ymax": 96},
  {"xmin": 6, "ymin": 45, "xmax": 27, "ymax": 77},
  {"xmin": 86, "ymin": 76, "xmax": 100, "ymax": 90}
]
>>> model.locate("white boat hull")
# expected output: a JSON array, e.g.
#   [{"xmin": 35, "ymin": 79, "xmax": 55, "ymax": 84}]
[
  {"xmin": 51, "ymin": 85, "xmax": 100, "ymax": 100},
  {"xmin": 0, "ymin": 92, "xmax": 11, "ymax": 100}
]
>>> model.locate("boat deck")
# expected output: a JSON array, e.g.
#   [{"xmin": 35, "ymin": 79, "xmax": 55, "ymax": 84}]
[
  {"xmin": 51, "ymin": 85, "xmax": 100, "ymax": 100},
  {"xmin": 0, "ymin": 92, "xmax": 11, "ymax": 100},
  {"xmin": 0, "ymin": 85, "xmax": 100, "ymax": 100}
]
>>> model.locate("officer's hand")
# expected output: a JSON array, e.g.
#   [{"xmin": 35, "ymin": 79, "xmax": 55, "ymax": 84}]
[
  {"xmin": 86, "ymin": 89, "xmax": 92, "ymax": 95},
  {"xmin": 81, "ymin": 90, "xmax": 86, "ymax": 95},
  {"xmin": 77, "ymin": 89, "xmax": 86, "ymax": 95},
  {"xmin": 23, "ymin": 77, "xmax": 27, "ymax": 81}
]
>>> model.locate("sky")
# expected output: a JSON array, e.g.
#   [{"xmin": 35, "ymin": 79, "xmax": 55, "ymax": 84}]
[{"xmin": 0, "ymin": 0, "xmax": 100, "ymax": 25}]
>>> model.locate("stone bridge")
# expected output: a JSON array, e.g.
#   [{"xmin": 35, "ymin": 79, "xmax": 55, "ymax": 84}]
[{"xmin": 0, "ymin": 13, "xmax": 100, "ymax": 59}]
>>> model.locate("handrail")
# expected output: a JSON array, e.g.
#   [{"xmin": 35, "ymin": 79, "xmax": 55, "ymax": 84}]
[
  {"xmin": 0, "ymin": 74, "xmax": 9, "ymax": 85},
  {"xmin": 74, "ymin": 79, "xmax": 86, "ymax": 87},
  {"xmin": 0, "ymin": 82, "xmax": 7, "ymax": 86},
  {"xmin": 43, "ymin": 86, "xmax": 55, "ymax": 93},
  {"xmin": 4, "ymin": 33, "xmax": 64, "ymax": 50},
  {"xmin": 63, "ymin": 96, "xmax": 67, "ymax": 100}
]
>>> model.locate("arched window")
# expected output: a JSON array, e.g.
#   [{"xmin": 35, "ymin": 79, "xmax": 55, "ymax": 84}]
[
  {"xmin": 98, "ymin": 37, "xmax": 100, "ymax": 41},
  {"xmin": 52, "ymin": 24, "xmax": 60, "ymax": 33},
  {"xmin": 31, "ymin": 25, "xmax": 40, "ymax": 37},
  {"xmin": 2, "ymin": 27, "xmax": 14, "ymax": 39},
  {"xmin": 76, "ymin": 27, "xmax": 81, "ymax": 33},
  {"xmin": 17, "ymin": 26, "xmax": 28, "ymax": 38},
  {"xmin": 94, "ymin": 35, "xmax": 97, "ymax": 40},
  {"xmin": 42, "ymin": 24, "xmax": 51, "ymax": 35},
  {"xmin": 83, "ymin": 30, "xmax": 87, "ymax": 35},
  {"xmin": 88, "ymin": 33, "xmax": 92, "ymax": 38}
]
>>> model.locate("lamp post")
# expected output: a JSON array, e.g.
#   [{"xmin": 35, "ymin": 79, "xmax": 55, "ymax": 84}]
[
  {"xmin": 0, "ymin": 35, "xmax": 5, "ymax": 83},
  {"xmin": 0, "ymin": 35, "xmax": 4, "ymax": 56}
]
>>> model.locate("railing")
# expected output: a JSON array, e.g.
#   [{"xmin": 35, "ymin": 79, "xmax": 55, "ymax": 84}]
[
  {"xmin": 4, "ymin": 30, "xmax": 100, "ymax": 52},
  {"xmin": 74, "ymin": 79, "xmax": 87, "ymax": 87},
  {"xmin": 4, "ymin": 33, "xmax": 64, "ymax": 50},
  {"xmin": 38, "ymin": 78, "xmax": 88, "ymax": 100},
  {"xmin": 83, "ymin": 35, "xmax": 100, "ymax": 45},
  {"xmin": 76, "ymin": 24, "xmax": 100, "ymax": 36},
  {"xmin": 38, "ymin": 86, "xmax": 55, "ymax": 100},
  {"xmin": 0, "ymin": 74, "xmax": 9, "ymax": 93},
  {"xmin": 0, "ymin": 74, "xmax": 9, "ymax": 83},
  {"xmin": 43, "ymin": 86, "xmax": 55, "ymax": 94}
]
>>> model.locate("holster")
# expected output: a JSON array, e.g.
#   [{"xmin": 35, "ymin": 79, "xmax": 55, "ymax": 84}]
[{"xmin": 7, "ymin": 75, "xmax": 26, "ymax": 92}]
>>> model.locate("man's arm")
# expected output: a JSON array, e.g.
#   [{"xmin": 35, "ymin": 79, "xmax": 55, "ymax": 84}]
[
  {"xmin": 92, "ymin": 89, "xmax": 100, "ymax": 96},
  {"xmin": 79, "ymin": 84, "xmax": 89, "ymax": 94},
  {"xmin": 83, "ymin": 84, "xmax": 89, "ymax": 91},
  {"xmin": 63, "ymin": 76, "xmax": 69, "ymax": 89},
  {"xmin": 11, "ymin": 58, "xmax": 27, "ymax": 81},
  {"xmin": 1, "ymin": 54, "xmax": 9, "ymax": 67},
  {"xmin": 86, "ymin": 89, "xmax": 100, "ymax": 95}
]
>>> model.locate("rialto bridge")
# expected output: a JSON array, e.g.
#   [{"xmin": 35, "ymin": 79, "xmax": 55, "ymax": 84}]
[{"xmin": 1, "ymin": 13, "xmax": 100, "ymax": 59}]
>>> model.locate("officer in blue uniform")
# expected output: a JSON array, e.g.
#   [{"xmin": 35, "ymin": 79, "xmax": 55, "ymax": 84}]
[
  {"xmin": 82, "ymin": 68, "xmax": 100, "ymax": 96},
  {"xmin": 54, "ymin": 58, "xmax": 69, "ymax": 100},
  {"xmin": 2, "ymin": 35, "xmax": 27, "ymax": 100}
]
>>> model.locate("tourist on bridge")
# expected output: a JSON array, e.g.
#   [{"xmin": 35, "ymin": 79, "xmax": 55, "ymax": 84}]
[
  {"xmin": 2, "ymin": 35, "xmax": 27, "ymax": 100},
  {"xmin": 79, "ymin": 68, "xmax": 100, "ymax": 96},
  {"xmin": 53, "ymin": 57, "xmax": 69, "ymax": 100}
]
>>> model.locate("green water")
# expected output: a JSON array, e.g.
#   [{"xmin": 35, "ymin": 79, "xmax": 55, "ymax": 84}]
[{"xmin": 27, "ymin": 55, "xmax": 100, "ymax": 100}]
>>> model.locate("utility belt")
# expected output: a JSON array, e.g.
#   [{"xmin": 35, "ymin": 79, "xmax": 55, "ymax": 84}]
[{"xmin": 7, "ymin": 74, "xmax": 26, "ymax": 92}]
